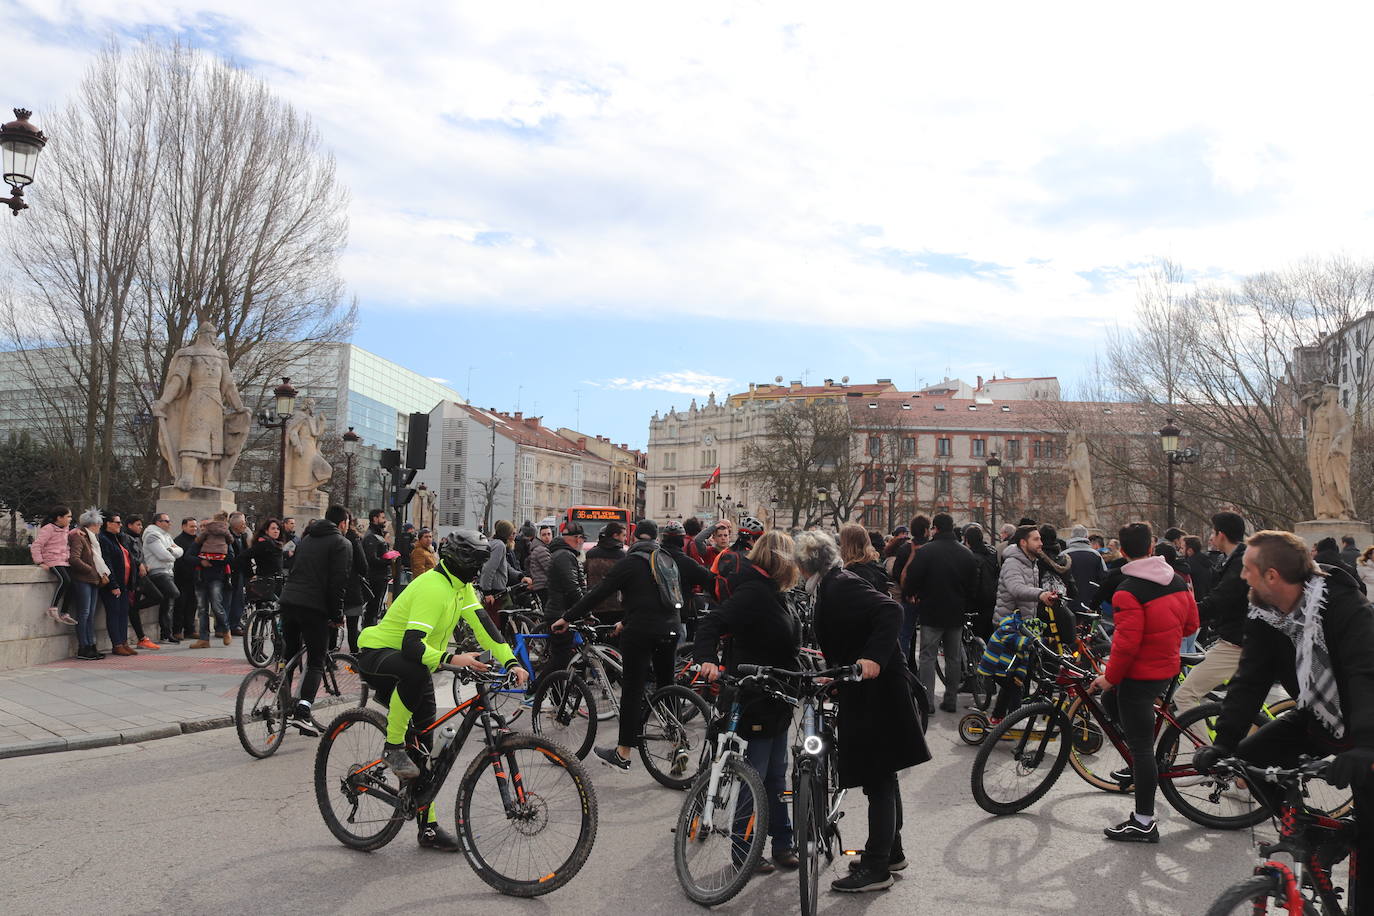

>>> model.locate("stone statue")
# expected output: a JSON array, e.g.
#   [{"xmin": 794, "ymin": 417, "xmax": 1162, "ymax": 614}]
[
  {"xmin": 284, "ymin": 398, "xmax": 333, "ymax": 505},
  {"xmin": 1302, "ymin": 384, "xmax": 1356, "ymax": 521},
  {"xmin": 1064, "ymin": 430, "xmax": 1099, "ymax": 528},
  {"xmin": 150, "ymin": 325, "xmax": 251, "ymax": 492}
]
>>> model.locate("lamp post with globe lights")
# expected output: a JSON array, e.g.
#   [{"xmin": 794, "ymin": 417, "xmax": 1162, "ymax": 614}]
[{"xmin": 0, "ymin": 109, "xmax": 48, "ymax": 215}]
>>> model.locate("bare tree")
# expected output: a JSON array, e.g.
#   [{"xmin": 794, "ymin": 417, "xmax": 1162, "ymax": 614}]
[{"xmin": 739, "ymin": 400, "xmax": 850, "ymax": 528}]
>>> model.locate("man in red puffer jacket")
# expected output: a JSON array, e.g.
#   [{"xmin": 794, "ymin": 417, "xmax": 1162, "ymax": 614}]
[{"xmin": 1089, "ymin": 521, "xmax": 1199, "ymax": 845}]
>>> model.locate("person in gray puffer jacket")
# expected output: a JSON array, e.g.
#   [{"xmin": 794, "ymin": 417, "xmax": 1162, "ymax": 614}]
[{"xmin": 994, "ymin": 526, "xmax": 1057, "ymax": 624}]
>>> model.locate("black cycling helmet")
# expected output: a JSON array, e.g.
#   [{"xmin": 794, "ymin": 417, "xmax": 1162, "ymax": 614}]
[
  {"xmin": 661, "ymin": 519, "xmax": 686, "ymax": 537},
  {"xmin": 438, "ymin": 529, "xmax": 490, "ymax": 582},
  {"xmin": 737, "ymin": 515, "xmax": 764, "ymax": 535}
]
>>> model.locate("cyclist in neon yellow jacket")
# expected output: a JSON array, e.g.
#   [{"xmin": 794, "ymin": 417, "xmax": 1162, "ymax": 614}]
[{"xmin": 356, "ymin": 528, "xmax": 528, "ymax": 851}]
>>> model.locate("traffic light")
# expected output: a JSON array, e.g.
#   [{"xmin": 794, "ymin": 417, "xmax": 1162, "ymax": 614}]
[{"xmin": 391, "ymin": 467, "xmax": 417, "ymax": 508}]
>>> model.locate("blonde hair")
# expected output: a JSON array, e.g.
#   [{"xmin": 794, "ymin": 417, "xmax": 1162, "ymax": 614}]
[
  {"xmin": 747, "ymin": 530, "xmax": 799, "ymax": 591},
  {"xmin": 839, "ymin": 523, "xmax": 878, "ymax": 566}
]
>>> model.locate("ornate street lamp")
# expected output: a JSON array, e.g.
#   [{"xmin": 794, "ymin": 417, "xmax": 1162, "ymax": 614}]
[
  {"xmin": 815, "ymin": 485, "xmax": 829, "ymax": 526},
  {"xmin": 884, "ymin": 473, "xmax": 897, "ymax": 533},
  {"xmin": 341, "ymin": 425, "xmax": 361, "ymax": 512},
  {"xmin": 257, "ymin": 377, "xmax": 298, "ymax": 518},
  {"xmin": 1159, "ymin": 418, "xmax": 1198, "ymax": 528},
  {"xmin": 985, "ymin": 452, "xmax": 1002, "ymax": 535},
  {"xmin": 769, "ymin": 496, "xmax": 778, "ymax": 529},
  {"xmin": 1, "ymin": 109, "xmax": 48, "ymax": 215}
]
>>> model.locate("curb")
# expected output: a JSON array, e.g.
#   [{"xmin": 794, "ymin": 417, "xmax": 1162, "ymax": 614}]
[{"xmin": 0, "ymin": 713, "xmax": 235, "ymax": 759}]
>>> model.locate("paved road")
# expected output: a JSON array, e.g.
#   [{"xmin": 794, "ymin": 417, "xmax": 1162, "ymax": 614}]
[{"xmin": 4, "ymin": 702, "xmax": 1283, "ymax": 915}]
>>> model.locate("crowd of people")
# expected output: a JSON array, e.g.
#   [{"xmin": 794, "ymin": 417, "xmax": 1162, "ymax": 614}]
[{"xmin": 29, "ymin": 504, "xmax": 437, "ymax": 662}]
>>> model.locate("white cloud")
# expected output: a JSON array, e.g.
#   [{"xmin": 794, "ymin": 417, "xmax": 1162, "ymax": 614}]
[
  {"xmin": 11, "ymin": 1, "xmax": 1374, "ymax": 334},
  {"xmin": 585, "ymin": 371, "xmax": 734, "ymax": 398}
]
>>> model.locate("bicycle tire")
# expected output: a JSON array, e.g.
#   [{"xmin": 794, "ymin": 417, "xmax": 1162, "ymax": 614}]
[
  {"xmin": 1063, "ymin": 694, "xmax": 1129, "ymax": 794},
  {"xmin": 967, "ymin": 637, "xmax": 993, "ymax": 710},
  {"xmin": 673, "ymin": 754, "xmax": 768, "ymax": 906},
  {"xmin": 531, "ymin": 670, "xmax": 597, "ymax": 759},
  {"xmin": 795, "ymin": 764, "xmax": 822, "ymax": 916},
  {"xmin": 639, "ymin": 685, "xmax": 713, "ymax": 790},
  {"xmin": 454, "ymin": 733, "xmax": 599, "ymax": 897},
  {"xmin": 235, "ymin": 667, "xmax": 287, "ymax": 758},
  {"xmin": 313, "ymin": 706, "xmax": 407, "ymax": 851},
  {"xmin": 316, "ymin": 651, "xmax": 369, "ymax": 713},
  {"xmin": 958, "ymin": 713, "xmax": 989, "ymax": 746},
  {"xmin": 1204, "ymin": 873, "xmax": 1317, "ymax": 915},
  {"xmin": 1156, "ymin": 702, "xmax": 1267, "ymax": 829},
  {"xmin": 970, "ymin": 701, "xmax": 1072, "ymax": 815},
  {"xmin": 243, "ymin": 610, "xmax": 277, "ymax": 668}
]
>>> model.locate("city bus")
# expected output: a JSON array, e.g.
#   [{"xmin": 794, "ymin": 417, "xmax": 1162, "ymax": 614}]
[{"xmin": 563, "ymin": 505, "xmax": 631, "ymax": 544}]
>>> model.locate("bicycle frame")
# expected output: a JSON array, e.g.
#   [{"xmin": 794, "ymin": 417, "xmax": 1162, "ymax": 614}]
[{"xmin": 696, "ymin": 692, "xmax": 752, "ymax": 831}]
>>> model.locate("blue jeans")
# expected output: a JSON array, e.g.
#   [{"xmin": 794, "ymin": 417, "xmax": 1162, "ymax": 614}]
[
  {"xmin": 743, "ymin": 734, "xmax": 794, "ymax": 854},
  {"xmin": 1180, "ymin": 630, "xmax": 1199, "ymax": 655},
  {"xmin": 197, "ymin": 577, "xmax": 228, "ymax": 639},
  {"xmin": 72, "ymin": 581, "xmax": 99, "ymax": 647},
  {"xmin": 100, "ymin": 587, "xmax": 130, "ymax": 646}
]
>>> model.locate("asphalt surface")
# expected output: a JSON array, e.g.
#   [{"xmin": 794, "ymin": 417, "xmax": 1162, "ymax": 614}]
[{"xmin": 3, "ymin": 700, "xmax": 1294, "ymax": 915}]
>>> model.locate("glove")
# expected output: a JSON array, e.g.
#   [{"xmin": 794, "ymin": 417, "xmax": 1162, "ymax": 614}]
[
  {"xmin": 1192, "ymin": 744, "xmax": 1232, "ymax": 773},
  {"xmin": 1327, "ymin": 747, "xmax": 1374, "ymax": 790}
]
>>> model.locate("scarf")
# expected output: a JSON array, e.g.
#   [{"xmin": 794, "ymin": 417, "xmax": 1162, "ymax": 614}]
[{"xmin": 1248, "ymin": 574, "xmax": 1344, "ymax": 739}]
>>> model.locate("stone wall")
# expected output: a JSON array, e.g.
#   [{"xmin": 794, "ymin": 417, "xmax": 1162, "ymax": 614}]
[{"xmin": 0, "ymin": 566, "xmax": 158, "ymax": 671}]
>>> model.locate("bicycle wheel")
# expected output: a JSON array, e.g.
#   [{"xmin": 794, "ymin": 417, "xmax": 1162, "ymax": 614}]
[
  {"xmin": 639, "ymin": 685, "xmax": 713, "ymax": 790},
  {"xmin": 966, "ymin": 637, "xmax": 993, "ymax": 710},
  {"xmin": 1063, "ymin": 695, "xmax": 1129, "ymax": 793},
  {"xmin": 1156, "ymin": 702, "xmax": 1267, "ymax": 829},
  {"xmin": 971, "ymin": 701, "xmax": 1072, "ymax": 815},
  {"xmin": 235, "ymin": 668, "xmax": 287, "ymax": 758},
  {"xmin": 673, "ymin": 754, "xmax": 767, "ymax": 906},
  {"xmin": 531, "ymin": 670, "xmax": 597, "ymax": 759},
  {"xmin": 795, "ymin": 765, "xmax": 822, "ymax": 916},
  {"xmin": 454, "ymin": 733, "xmax": 599, "ymax": 897},
  {"xmin": 243, "ymin": 610, "xmax": 277, "ymax": 668},
  {"xmin": 1204, "ymin": 873, "xmax": 1316, "ymax": 915},
  {"xmin": 312, "ymin": 706, "xmax": 407, "ymax": 850},
  {"xmin": 571, "ymin": 655, "xmax": 620, "ymax": 722},
  {"xmin": 316, "ymin": 651, "xmax": 369, "ymax": 713}
]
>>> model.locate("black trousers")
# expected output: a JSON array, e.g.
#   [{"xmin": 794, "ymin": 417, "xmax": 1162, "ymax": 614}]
[
  {"xmin": 1102, "ymin": 677, "xmax": 1172, "ymax": 816},
  {"xmin": 147, "ymin": 572, "xmax": 179, "ymax": 638},
  {"xmin": 279, "ymin": 602, "xmax": 332, "ymax": 705},
  {"xmin": 1238, "ymin": 710, "xmax": 1374, "ymax": 912},
  {"xmin": 617, "ymin": 630, "xmax": 678, "ymax": 748},
  {"xmin": 860, "ymin": 772, "xmax": 904, "ymax": 871},
  {"xmin": 357, "ymin": 646, "xmax": 438, "ymax": 749},
  {"xmin": 363, "ymin": 577, "xmax": 389, "ymax": 628},
  {"xmin": 173, "ymin": 569, "xmax": 197, "ymax": 635}
]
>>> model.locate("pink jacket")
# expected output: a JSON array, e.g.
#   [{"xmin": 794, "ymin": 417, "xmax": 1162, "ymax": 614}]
[{"xmin": 30, "ymin": 523, "xmax": 70, "ymax": 567}]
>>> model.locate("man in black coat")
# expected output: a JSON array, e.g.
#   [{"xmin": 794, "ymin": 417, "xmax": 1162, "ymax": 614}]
[
  {"xmin": 172, "ymin": 518, "xmax": 200, "ymax": 640},
  {"xmin": 798, "ymin": 530, "xmax": 929, "ymax": 893},
  {"xmin": 903, "ymin": 513, "xmax": 978, "ymax": 713},
  {"xmin": 278, "ymin": 505, "xmax": 353, "ymax": 735},
  {"xmin": 1196, "ymin": 531, "xmax": 1374, "ymax": 905},
  {"xmin": 361, "ymin": 509, "xmax": 393, "ymax": 627},
  {"xmin": 1175, "ymin": 511, "xmax": 1247, "ymax": 711},
  {"xmin": 541, "ymin": 522, "xmax": 588, "ymax": 675}
]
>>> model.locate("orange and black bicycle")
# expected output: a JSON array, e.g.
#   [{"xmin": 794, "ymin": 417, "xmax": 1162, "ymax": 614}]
[{"xmin": 313, "ymin": 663, "xmax": 598, "ymax": 897}]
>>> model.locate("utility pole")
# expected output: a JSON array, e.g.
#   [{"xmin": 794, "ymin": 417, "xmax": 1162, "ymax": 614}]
[{"xmin": 483, "ymin": 418, "xmax": 497, "ymax": 534}]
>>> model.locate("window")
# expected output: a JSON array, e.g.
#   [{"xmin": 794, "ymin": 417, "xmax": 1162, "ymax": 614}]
[
  {"xmin": 867, "ymin": 436, "xmax": 881, "ymax": 457},
  {"xmin": 937, "ymin": 437, "xmax": 951, "ymax": 457},
  {"xmin": 972, "ymin": 438, "xmax": 986, "ymax": 458},
  {"xmin": 936, "ymin": 470, "xmax": 950, "ymax": 493},
  {"xmin": 1007, "ymin": 439, "xmax": 1021, "ymax": 460},
  {"xmin": 902, "ymin": 470, "xmax": 915, "ymax": 492},
  {"xmin": 970, "ymin": 471, "xmax": 986, "ymax": 495},
  {"xmin": 901, "ymin": 437, "xmax": 915, "ymax": 456},
  {"xmin": 663, "ymin": 451, "xmax": 676, "ymax": 470},
  {"xmin": 1003, "ymin": 471, "xmax": 1021, "ymax": 496},
  {"xmin": 1033, "ymin": 440, "xmax": 1042, "ymax": 459},
  {"xmin": 697, "ymin": 488, "xmax": 713, "ymax": 508},
  {"xmin": 700, "ymin": 449, "xmax": 716, "ymax": 469},
  {"xmin": 662, "ymin": 485, "xmax": 676, "ymax": 510},
  {"xmin": 521, "ymin": 454, "xmax": 535, "ymax": 477}
]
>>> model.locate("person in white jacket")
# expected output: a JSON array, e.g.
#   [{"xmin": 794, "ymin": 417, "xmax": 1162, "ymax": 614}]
[{"xmin": 142, "ymin": 513, "xmax": 184, "ymax": 643}]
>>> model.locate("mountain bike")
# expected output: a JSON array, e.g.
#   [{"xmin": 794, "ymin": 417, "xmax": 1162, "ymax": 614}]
[
  {"xmin": 528, "ymin": 622, "xmax": 623, "ymax": 759},
  {"xmin": 673, "ymin": 673, "xmax": 776, "ymax": 906},
  {"xmin": 1205, "ymin": 757, "xmax": 1357, "ymax": 915},
  {"xmin": 235, "ymin": 639, "xmax": 367, "ymax": 758},
  {"xmin": 314, "ymin": 664, "xmax": 598, "ymax": 897},
  {"xmin": 737, "ymin": 662, "xmax": 862, "ymax": 916},
  {"xmin": 242, "ymin": 596, "xmax": 284, "ymax": 668},
  {"xmin": 932, "ymin": 611, "xmax": 993, "ymax": 711}
]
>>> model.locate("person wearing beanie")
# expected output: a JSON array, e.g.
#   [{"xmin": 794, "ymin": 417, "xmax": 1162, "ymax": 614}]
[
  {"xmin": 634, "ymin": 518, "xmax": 658, "ymax": 541},
  {"xmin": 584, "ymin": 520, "xmax": 628, "ymax": 623}
]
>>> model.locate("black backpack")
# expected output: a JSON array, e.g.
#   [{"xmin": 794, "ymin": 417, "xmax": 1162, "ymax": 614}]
[{"xmin": 635, "ymin": 547, "xmax": 684, "ymax": 613}]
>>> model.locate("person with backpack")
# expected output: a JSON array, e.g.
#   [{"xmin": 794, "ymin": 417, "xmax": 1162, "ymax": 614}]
[
  {"xmin": 710, "ymin": 515, "xmax": 765, "ymax": 602},
  {"xmin": 555, "ymin": 519, "xmax": 687, "ymax": 773}
]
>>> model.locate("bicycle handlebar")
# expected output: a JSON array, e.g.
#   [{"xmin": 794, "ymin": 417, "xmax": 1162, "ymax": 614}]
[
  {"xmin": 735, "ymin": 662, "xmax": 862, "ymax": 683},
  {"xmin": 438, "ymin": 662, "xmax": 519, "ymax": 687}
]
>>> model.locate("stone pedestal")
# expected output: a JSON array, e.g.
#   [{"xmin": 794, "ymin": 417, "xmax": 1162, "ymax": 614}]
[
  {"xmin": 1294, "ymin": 519, "xmax": 1373, "ymax": 550},
  {"xmin": 156, "ymin": 486, "xmax": 236, "ymax": 524},
  {"xmin": 285, "ymin": 493, "xmax": 328, "ymax": 525}
]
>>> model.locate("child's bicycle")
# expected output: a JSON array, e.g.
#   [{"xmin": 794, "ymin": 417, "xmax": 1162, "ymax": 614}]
[
  {"xmin": 314, "ymin": 663, "xmax": 598, "ymax": 898},
  {"xmin": 1204, "ymin": 757, "xmax": 1357, "ymax": 914}
]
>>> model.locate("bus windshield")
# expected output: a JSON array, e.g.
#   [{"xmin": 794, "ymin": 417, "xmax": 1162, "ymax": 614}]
[{"xmin": 565, "ymin": 506, "xmax": 629, "ymax": 544}]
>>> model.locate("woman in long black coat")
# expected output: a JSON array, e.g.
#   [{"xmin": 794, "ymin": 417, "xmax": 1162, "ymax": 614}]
[{"xmin": 794, "ymin": 529, "xmax": 930, "ymax": 894}]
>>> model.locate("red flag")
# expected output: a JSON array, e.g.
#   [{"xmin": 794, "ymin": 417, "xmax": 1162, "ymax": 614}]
[{"xmin": 700, "ymin": 466, "xmax": 720, "ymax": 490}]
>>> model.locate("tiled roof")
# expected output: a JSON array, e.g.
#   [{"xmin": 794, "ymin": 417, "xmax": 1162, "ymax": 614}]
[{"xmin": 458, "ymin": 405, "xmax": 602, "ymax": 458}]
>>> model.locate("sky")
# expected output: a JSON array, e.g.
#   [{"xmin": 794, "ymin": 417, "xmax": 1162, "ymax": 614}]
[{"xmin": 8, "ymin": 1, "xmax": 1374, "ymax": 448}]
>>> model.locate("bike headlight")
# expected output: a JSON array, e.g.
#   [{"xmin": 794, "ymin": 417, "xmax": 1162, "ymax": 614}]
[{"xmin": 802, "ymin": 734, "xmax": 824, "ymax": 756}]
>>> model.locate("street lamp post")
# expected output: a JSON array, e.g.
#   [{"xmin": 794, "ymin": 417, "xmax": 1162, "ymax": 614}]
[
  {"xmin": 256, "ymin": 377, "xmax": 298, "ymax": 520},
  {"xmin": 985, "ymin": 452, "xmax": 1002, "ymax": 535},
  {"xmin": 815, "ymin": 485, "xmax": 830, "ymax": 527},
  {"xmin": 1, "ymin": 109, "xmax": 48, "ymax": 216},
  {"xmin": 341, "ymin": 426, "xmax": 360, "ymax": 513},
  {"xmin": 884, "ymin": 473, "xmax": 897, "ymax": 533},
  {"xmin": 769, "ymin": 496, "xmax": 778, "ymax": 530},
  {"xmin": 1159, "ymin": 418, "xmax": 1199, "ymax": 529}
]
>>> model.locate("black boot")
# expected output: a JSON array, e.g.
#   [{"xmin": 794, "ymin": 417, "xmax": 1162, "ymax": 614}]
[{"xmin": 417, "ymin": 822, "xmax": 460, "ymax": 851}]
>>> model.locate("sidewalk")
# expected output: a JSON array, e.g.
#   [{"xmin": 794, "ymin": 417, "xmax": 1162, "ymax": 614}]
[{"xmin": 0, "ymin": 638, "xmax": 254, "ymax": 758}]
